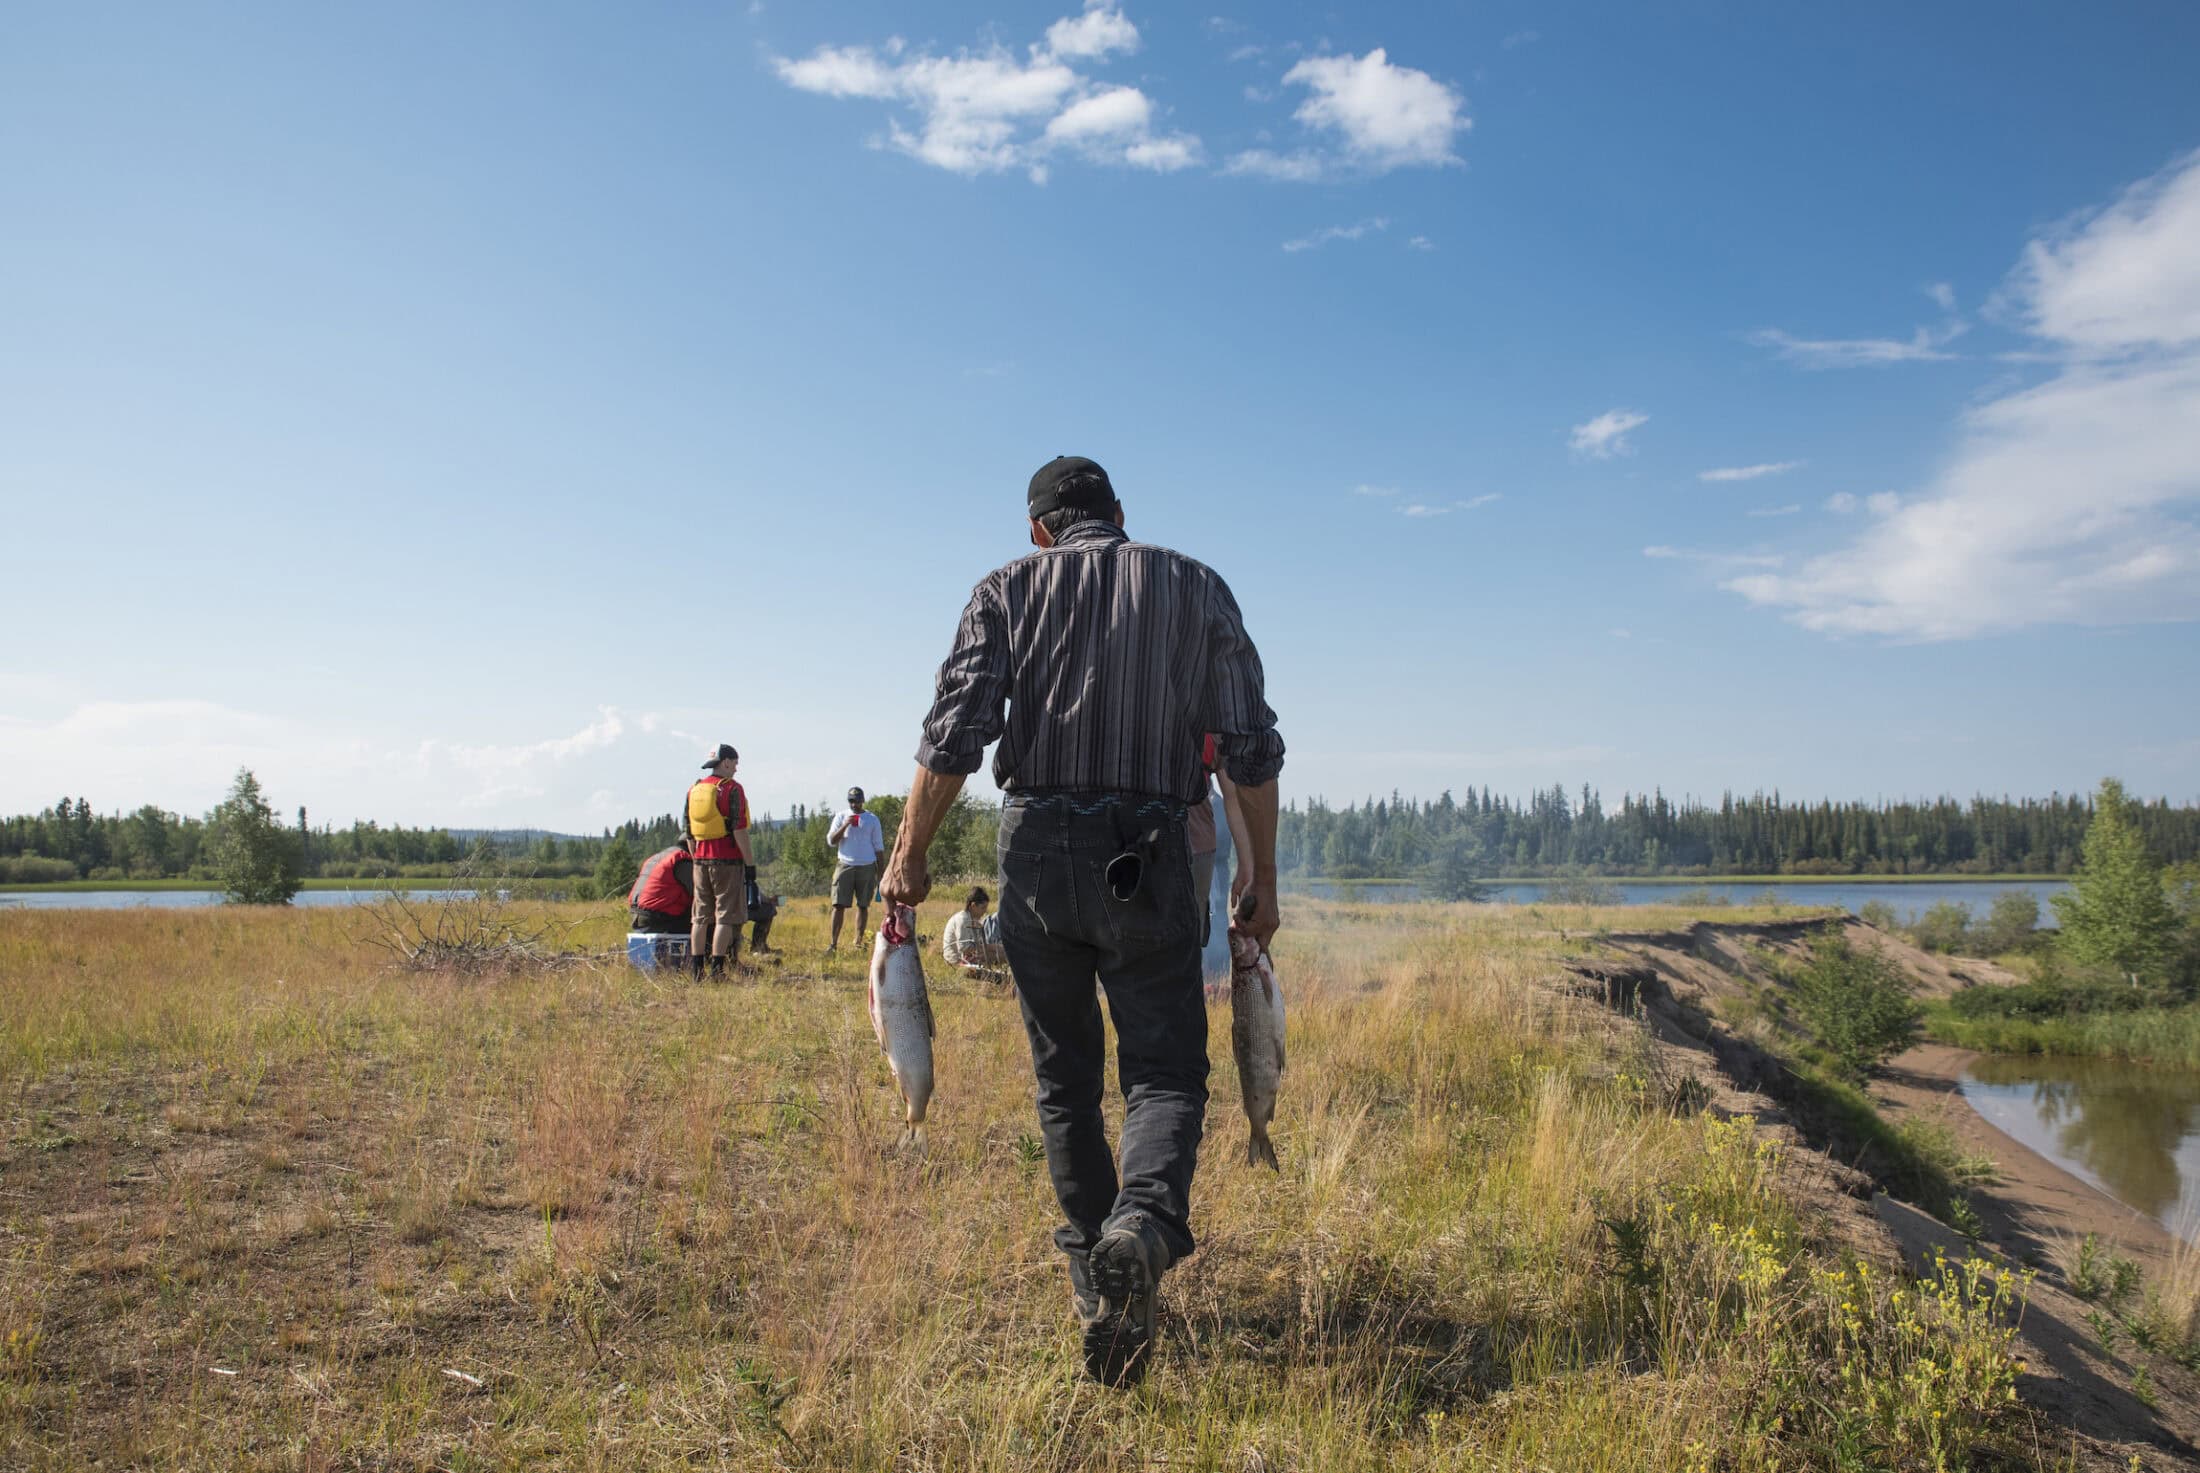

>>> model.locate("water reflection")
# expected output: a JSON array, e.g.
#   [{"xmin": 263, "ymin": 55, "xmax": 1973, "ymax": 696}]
[{"xmin": 1961, "ymin": 1054, "xmax": 2200, "ymax": 1236}]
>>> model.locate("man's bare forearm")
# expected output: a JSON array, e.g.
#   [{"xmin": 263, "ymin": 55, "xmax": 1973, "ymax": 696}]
[
  {"xmin": 1235, "ymin": 778, "xmax": 1279, "ymax": 881},
  {"xmin": 893, "ymin": 766, "xmax": 966, "ymax": 861}
]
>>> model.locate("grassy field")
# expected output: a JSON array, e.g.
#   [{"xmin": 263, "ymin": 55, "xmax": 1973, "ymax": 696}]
[{"xmin": 0, "ymin": 897, "xmax": 2039, "ymax": 1470}]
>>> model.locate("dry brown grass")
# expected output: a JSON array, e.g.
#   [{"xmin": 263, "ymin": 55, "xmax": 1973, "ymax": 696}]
[{"xmin": 0, "ymin": 896, "xmax": 2036, "ymax": 1470}]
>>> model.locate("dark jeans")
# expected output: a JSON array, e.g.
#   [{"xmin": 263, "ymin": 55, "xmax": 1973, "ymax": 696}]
[
  {"xmin": 997, "ymin": 792, "xmax": 1207, "ymax": 1268},
  {"xmin": 629, "ymin": 906, "xmax": 686, "ymax": 935}
]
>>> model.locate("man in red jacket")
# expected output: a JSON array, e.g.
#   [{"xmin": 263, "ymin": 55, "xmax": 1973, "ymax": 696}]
[{"xmin": 628, "ymin": 839, "xmax": 693, "ymax": 935}]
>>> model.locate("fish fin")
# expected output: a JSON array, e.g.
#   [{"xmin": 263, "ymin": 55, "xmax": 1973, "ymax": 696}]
[{"xmin": 1247, "ymin": 1128, "xmax": 1278, "ymax": 1171}]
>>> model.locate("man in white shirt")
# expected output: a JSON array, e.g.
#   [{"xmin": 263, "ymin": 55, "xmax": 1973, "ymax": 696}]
[{"xmin": 826, "ymin": 786, "xmax": 885, "ymax": 952}]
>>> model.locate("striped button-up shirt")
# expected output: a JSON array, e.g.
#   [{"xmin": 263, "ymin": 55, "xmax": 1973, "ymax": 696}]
[{"xmin": 915, "ymin": 520, "xmax": 1284, "ymax": 804}]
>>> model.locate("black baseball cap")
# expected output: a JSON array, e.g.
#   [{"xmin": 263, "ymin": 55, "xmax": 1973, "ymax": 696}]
[
  {"xmin": 847, "ymin": 786, "xmax": 865, "ymax": 803},
  {"xmin": 1028, "ymin": 455, "xmax": 1117, "ymax": 518},
  {"xmin": 700, "ymin": 743, "xmax": 739, "ymax": 768}
]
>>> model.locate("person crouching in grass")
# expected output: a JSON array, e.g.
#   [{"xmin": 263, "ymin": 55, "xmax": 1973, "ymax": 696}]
[
  {"xmin": 941, "ymin": 885, "xmax": 1007, "ymax": 985},
  {"xmin": 628, "ymin": 838, "xmax": 694, "ymax": 936}
]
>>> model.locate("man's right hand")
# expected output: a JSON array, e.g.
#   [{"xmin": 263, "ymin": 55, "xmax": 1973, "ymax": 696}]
[
  {"xmin": 1236, "ymin": 879, "xmax": 1279, "ymax": 950},
  {"xmin": 880, "ymin": 847, "xmax": 930, "ymax": 908}
]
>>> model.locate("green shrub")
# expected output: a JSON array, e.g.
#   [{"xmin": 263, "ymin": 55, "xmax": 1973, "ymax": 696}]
[
  {"xmin": 1790, "ymin": 934, "xmax": 1922, "ymax": 1080},
  {"xmin": 1857, "ymin": 898, "xmax": 1899, "ymax": 931},
  {"xmin": 0, "ymin": 855, "xmax": 80, "ymax": 884},
  {"xmin": 1908, "ymin": 901, "xmax": 1973, "ymax": 954}
]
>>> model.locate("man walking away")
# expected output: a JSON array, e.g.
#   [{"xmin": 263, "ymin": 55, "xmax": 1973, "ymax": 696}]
[
  {"xmin": 628, "ymin": 838, "xmax": 693, "ymax": 935},
  {"xmin": 881, "ymin": 455, "xmax": 1283, "ymax": 1387},
  {"xmin": 686, "ymin": 744, "xmax": 753, "ymax": 980},
  {"xmin": 826, "ymin": 786, "xmax": 884, "ymax": 952}
]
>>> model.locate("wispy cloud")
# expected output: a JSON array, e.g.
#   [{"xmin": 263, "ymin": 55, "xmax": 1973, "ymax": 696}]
[
  {"xmin": 1458, "ymin": 493, "xmax": 1500, "ymax": 509},
  {"xmin": 1725, "ymin": 149, "xmax": 2200, "ymax": 640},
  {"xmin": 1502, "ymin": 30, "xmax": 1541, "ymax": 49},
  {"xmin": 1745, "ymin": 504, "xmax": 1802, "ymax": 518},
  {"xmin": 1698, "ymin": 460, "xmax": 1802, "ymax": 482},
  {"xmin": 1643, "ymin": 546, "xmax": 1783, "ymax": 569},
  {"xmin": 1407, "ymin": 234, "xmax": 1435, "ymax": 251},
  {"xmin": 1350, "ymin": 483, "xmax": 1398, "ymax": 497},
  {"xmin": 1745, "ymin": 324, "xmax": 1962, "ymax": 368},
  {"xmin": 773, "ymin": 6, "xmax": 1198, "ymax": 179},
  {"xmin": 1282, "ymin": 217, "xmax": 1388, "ymax": 252},
  {"xmin": 1569, "ymin": 408, "xmax": 1648, "ymax": 459},
  {"xmin": 1401, "ymin": 503, "xmax": 1450, "ymax": 517},
  {"xmin": 1228, "ymin": 47, "xmax": 1468, "ymax": 180},
  {"xmin": 1925, "ymin": 281, "xmax": 1957, "ymax": 312}
]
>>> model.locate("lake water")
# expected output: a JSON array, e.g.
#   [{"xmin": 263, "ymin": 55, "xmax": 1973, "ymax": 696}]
[
  {"xmin": 1298, "ymin": 878, "xmax": 2072, "ymax": 925},
  {"xmin": 0, "ymin": 887, "xmax": 485, "ymax": 911},
  {"xmin": 1959, "ymin": 1054, "xmax": 2200, "ymax": 1245},
  {"xmin": 2, "ymin": 878, "xmax": 2071, "ymax": 920}
]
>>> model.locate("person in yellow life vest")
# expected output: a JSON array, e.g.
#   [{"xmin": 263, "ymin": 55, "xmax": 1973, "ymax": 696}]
[{"xmin": 685, "ymin": 743, "xmax": 754, "ymax": 980}]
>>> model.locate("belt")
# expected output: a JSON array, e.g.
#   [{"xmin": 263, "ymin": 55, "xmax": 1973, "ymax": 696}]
[{"xmin": 1006, "ymin": 790, "xmax": 1187, "ymax": 821}]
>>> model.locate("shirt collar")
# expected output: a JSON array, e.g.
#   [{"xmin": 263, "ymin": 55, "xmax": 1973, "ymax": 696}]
[{"xmin": 1054, "ymin": 519, "xmax": 1128, "ymax": 548}]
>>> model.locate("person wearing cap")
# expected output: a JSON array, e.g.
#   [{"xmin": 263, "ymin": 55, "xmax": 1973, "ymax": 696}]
[
  {"xmin": 685, "ymin": 744, "xmax": 753, "ymax": 980},
  {"xmin": 880, "ymin": 454, "xmax": 1284, "ymax": 1387},
  {"xmin": 825, "ymin": 786, "xmax": 885, "ymax": 953}
]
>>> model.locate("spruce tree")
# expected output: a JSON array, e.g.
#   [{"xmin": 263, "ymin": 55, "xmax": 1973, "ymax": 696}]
[
  {"xmin": 210, "ymin": 768, "xmax": 303, "ymax": 905},
  {"xmin": 2052, "ymin": 778, "xmax": 2177, "ymax": 982}
]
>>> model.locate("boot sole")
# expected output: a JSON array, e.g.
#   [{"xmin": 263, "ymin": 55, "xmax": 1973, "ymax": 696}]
[{"xmin": 1082, "ymin": 1233, "xmax": 1156, "ymax": 1386}]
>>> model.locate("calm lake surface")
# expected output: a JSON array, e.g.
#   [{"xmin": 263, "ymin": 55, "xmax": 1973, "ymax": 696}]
[
  {"xmin": 3, "ymin": 878, "xmax": 2072, "ymax": 919},
  {"xmin": 0, "ymin": 888, "xmax": 483, "ymax": 910},
  {"xmin": 1300, "ymin": 878, "xmax": 2072, "ymax": 924},
  {"xmin": 1959, "ymin": 1055, "xmax": 2200, "ymax": 1245}
]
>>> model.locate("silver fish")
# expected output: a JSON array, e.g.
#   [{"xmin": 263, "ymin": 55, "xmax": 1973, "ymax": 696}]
[
  {"xmin": 1227, "ymin": 905, "xmax": 1286, "ymax": 1170},
  {"xmin": 868, "ymin": 904, "xmax": 935, "ymax": 1149}
]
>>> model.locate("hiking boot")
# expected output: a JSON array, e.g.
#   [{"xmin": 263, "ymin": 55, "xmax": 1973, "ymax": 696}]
[{"xmin": 1082, "ymin": 1225, "xmax": 1161, "ymax": 1386}]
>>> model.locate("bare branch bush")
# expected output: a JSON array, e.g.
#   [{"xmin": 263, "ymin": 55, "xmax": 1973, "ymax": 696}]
[{"xmin": 356, "ymin": 853, "xmax": 603, "ymax": 973}]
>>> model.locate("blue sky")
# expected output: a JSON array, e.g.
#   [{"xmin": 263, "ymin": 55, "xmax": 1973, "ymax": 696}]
[{"xmin": 4, "ymin": 2, "xmax": 2199, "ymax": 830}]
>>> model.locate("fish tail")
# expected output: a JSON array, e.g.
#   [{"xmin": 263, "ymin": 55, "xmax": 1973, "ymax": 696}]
[{"xmin": 1247, "ymin": 1126, "xmax": 1278, "ymax": 1171}]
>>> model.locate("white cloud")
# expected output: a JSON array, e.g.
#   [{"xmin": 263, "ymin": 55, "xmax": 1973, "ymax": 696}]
[
  {"xmin": 1043, "ymin": 4, "xmax": 1140, "ymax": 62},
  {"xmin": 1569, "ymin": 408, "xmax": 1648, "ymax": 459},
  {"xmin": 1745, "ymin": 324, "xmax": 1961, "ymax": 368},
  {"xmin": 1350, "ymin": 483, "xmax": 1398, "ymax": 497},
  {"xmin": 1746, "ymin": 504, "xmax": 1803, "ymax": 518},
  {"xmin": 1643, "ymin": 546, "xmax": 1783, "ymax": 569},
  {"xmin": 1458, "ymin": 493, "xmax": 1501, "ymax": 509},
  {"xmin": 1401, "ymin": 503, "xmax": 1450, "ymax": 517},
  {"xmin": 1407, "ymin": 234, "xmax": 1435, "ymax": 251},
  {"xmin": 1698, "ymin": 460, "xmax": 1802, "ymax": 482},
  {"xmin": 1224, "ymin": 147, "xmax": 1327, "ymax": 181},
  {"xmin": 1045, "ymin": 85, "xmax": 1150, "ymax": 141},
  {"xmin": 1724, "ymin": 150, "xmax": 2200, "ymax": 640},
  {"xmin": 1123, "ymin": 135, "xmax": 1201, "ymax": 172},
  {"xmin": 1502, "ymin": 30, "xmax": 1541, "ymax": 49},
  {"xmin": 1275, "ymin": 49, "xmax": 1468, "ymax": 172},
  {"xmin": 1926, "ymin": 281, "xmax": 1957, "ymax": 312},
  {"xmin": 1281, "ymin": 217, "xmax": 1388, "ymax": 252},
  {"xmin": 2003, "ymin": 149, "xmax": 2200, "ymax": 354},
  {"xmin": 1608, "ymin": 627, "xmax": 1633, "ymax": 639},
  {"xmin": 1823, "ymin": 492, "xmax": 1860, "ymax": 514},
  {"xmin": 774, "ymin": 12, "xmax": 1194, "ymax": 178}
]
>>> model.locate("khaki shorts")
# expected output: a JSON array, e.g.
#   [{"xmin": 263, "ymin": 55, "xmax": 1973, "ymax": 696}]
[
  {"xmin": 690, "ymin": 860, "xmax": 745, "ymax": 958},
  {"xmin": 831, "ymin": 861, "xmax": 878, "ymax": 908}
]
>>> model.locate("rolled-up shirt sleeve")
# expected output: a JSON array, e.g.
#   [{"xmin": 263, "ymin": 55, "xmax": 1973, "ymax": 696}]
[
  {"xmin": 915, "ymin": 578, "xmax": 1010, "ymax": 776},
  {"xmin": 1204, "ymin": 573, "xmax": 1285, "ymax": 788}
]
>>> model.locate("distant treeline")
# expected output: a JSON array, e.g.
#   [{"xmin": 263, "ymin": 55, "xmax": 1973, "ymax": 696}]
[
  {"xmin": 1278, "ymin": 787, "xmax": 2200, "ymax": 879},
  {"xmin": 6, "ymin": 785, "xmax": 2198, "ymax": 887}
]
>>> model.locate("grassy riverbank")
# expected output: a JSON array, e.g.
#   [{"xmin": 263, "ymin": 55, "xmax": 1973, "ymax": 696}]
[
  {"xmin": 1, "ymin": 899, "xmax": 2041, "ymax": 1469},
  {"xmin": 1925, "ymin": 1001, "xmax": 2200, "ymax": 1071}
]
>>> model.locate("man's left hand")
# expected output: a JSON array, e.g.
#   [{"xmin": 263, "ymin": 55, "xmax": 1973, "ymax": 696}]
[{"xmin": 880, "ymin": 848, "xmax": 930, "ymax": 907}]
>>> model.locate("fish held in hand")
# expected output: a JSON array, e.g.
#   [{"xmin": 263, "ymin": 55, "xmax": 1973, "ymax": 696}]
[
  {"xmin": 868, "ymin": 904, "xmax": 935, "ymax": 1149},
  {"xmin": 1228, "ymin": 896, "xmax": 1286, "ymax": 1170}
]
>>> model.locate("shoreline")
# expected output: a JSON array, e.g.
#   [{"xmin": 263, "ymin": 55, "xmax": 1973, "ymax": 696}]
[
  {"xmin": 1294, "ymin": 873, "xmax": 2068, "ymax": 887},
  {"xmin": 1872, "ymin": 1042, "xmax": 2187, "ymax": 1273}
]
